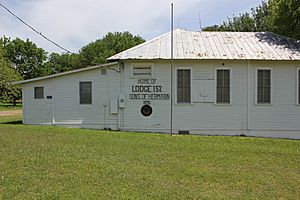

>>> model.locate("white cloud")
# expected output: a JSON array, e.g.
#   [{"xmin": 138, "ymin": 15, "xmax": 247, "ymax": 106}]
[{"xmin": 0, "ymin": 0, "xmax": 262, "ymax": 53}]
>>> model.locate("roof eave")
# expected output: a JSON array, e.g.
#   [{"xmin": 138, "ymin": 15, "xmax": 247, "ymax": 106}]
[{"xmin": 13, "ymin": 62, "xmax": 118, "ymax": 85}]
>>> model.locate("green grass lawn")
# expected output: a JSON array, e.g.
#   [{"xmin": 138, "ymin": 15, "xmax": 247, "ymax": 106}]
[
  {"xmin": 0, "ymin": 116, "xmax": 299, "ymax": 199},
  {"xmin": 0, "ymin": 102, "xmax": 22, "ymax": 111}
]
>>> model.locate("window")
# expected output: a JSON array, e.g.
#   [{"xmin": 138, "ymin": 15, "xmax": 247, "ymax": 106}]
[
  {"xmin": 34, "ymin": 87, "xmax": 44, "ymax": 99},
  {"xmin": 101, "ymin": 68, "xmax": 107, "ymax": 75},
  {"xmin": 133, "ymin": 66, "xmax": 152, "ymax": 76},
  {"xmin": 216, "ymin": 69, "xmax": 230, "ymax": 104},
  {"xmin": 257, "ymin": 69, "xmax": 271, "ymax": 104},
  {"xmin": 177, "ymin": 69, "xmax": 191, "ymax": 103},
  {"xmin": 80, "ymin": 82, "xmax": 92, "ymax": 104}
]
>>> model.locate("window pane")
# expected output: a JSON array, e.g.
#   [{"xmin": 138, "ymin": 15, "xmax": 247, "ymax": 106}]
[
  {"xmin": 184, "ymin": 85, "xmax": 191, "ymax": 103},
  {"xmin": 217, "ymin": 70, "xmax": 223, "ymax": 85},
  {"xmin": 264, "ymin": 70, "xmax": 270, "ymax": 78},
  {"xmin": 217, "ymin": 86, "xmax": 222, "ymax": 103},
  {"xmin": 177, "ymin": 86, "xmax": 183, "ymax": 103},
  {"xmin": 177, "ymin": 69, "xmax": 191, "ymax": 103},
  {"xmin": 264, "ymin": 94, "xmax": 271, "ymax": 103},
  {"xmin": 177, "ymin": 70, "xmax": 183, "ymax": 85},
  {"xmin": 216, "ymin": 69, "xmax": 230, "ymax": 103},
  {"xmin": 265, "ymin": 78, "xmax": 271, "ymax": 87},
  {"xmin": 258, "ymin": 70, "xmax": 263, "ymax": 80},
  {"xmin": 258, "ymin": 79, "xmax": 264, "ymax": 87},
  {"xmin": 183, "ymin": 70, "xmax": 191, "ymax": 85},
  {"xmin": 224, "ymin": 70, "xmax": 230, "ymax": 85},
  {"xmin": 80, "ymin": 82, "xmax": 92, "ymax": 104},
  {"xmin": 223, "ymin": 86, "xmax": 230, "ymax": 103},
  {"xmin": 257, "ymin": 70, "xmax": 271, "ymax": 104},
  {"xmin": 34, "ymin": 87, "xmax": 44, "ymax": 99}
]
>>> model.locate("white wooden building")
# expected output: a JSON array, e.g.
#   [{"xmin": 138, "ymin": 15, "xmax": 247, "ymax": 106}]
[{"xmin": 16, "ymin": 29, "xmax": 300, "ymax": 139}]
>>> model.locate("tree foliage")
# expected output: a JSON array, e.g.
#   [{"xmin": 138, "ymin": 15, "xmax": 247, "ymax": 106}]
[
  {"xmin": 79, "ymin": 32, "xmax": 145, "ymax": 67},
  {"xmin": 45, "ymin": 53, "xmax": 80, "ymax": 74},
  {"xmin": 43, "ymin": 31, "xmax": 145, "ymax": 74},
  {"xmin": 268, "ymin": 0, "xmax": 300, "ymax": 39},
  {"xmin": 0, "ymin": 37, "xmax": 48, "ymax": 79},
  {"xmin": 203, "ymin": 0, "xmax": 300, "ymax": 40},
  {"xmin": 204, "ymin": 13, "xmax": 256, "ymax": 32},
  {"xmin": 0, "ymin": 31, "xmax": 144, "ymax": 103},
  {"xmin": 0, "ymin": 46, "xmax": 22, "ymax": 104}
]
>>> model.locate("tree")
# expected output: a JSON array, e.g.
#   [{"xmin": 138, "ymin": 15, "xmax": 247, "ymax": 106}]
[
  {"xmin": 45, "ymin": 53, "xmax": 80, "ymax": 74},
  {"xmin": 0, "ymin": 46, "xmax": 22, "ymax": 105},
  {"xmin": 268, "ymin": 0, "xmax": 300, "ymax": 39},
  {"xmin": 79, "ymin": 32, "xmax": 145, "ymax": 67},
  {"xmin": 251, "ymin": 0, "xmax": 271, "ymax": 31},
  {"xmin": 0, "ymin": 37, "xmax": 48, "ymax": 79},
  {"xmin": 203, "ymin": 0, "xmax": 300, "ymax": 40},
  {"xmin": 203, "ymin": 13, "xmax": 256, "ymax": 32}
]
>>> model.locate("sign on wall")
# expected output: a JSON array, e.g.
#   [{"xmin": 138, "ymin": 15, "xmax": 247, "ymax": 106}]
[{"xmin": 129, "ymin": 79, "xmax": 170, "ymax": 100}]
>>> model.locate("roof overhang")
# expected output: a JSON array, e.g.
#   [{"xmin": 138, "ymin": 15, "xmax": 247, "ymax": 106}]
[{"xmin": 13, "ymin": 62, "xmax": 118, "ymax": 85}]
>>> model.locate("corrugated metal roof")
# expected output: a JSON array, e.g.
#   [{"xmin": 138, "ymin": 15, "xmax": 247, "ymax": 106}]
[{"xmin": 108, "ymin": 28, "xmax": 300, "ymax": 61}]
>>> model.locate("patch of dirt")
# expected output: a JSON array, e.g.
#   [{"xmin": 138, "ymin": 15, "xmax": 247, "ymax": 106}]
[{"xmin": 0, "ymin": 110, "xmax": 22, "ymax": 116}]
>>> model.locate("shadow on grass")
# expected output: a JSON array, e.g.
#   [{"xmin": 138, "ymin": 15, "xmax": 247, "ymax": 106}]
[
  {"xmin": 0, "ymin": 120, "xmax": 23, "ymax": 125},
  {"xmin": 0, "ymin": 103, "xmax": 22, "ymax": 108}
]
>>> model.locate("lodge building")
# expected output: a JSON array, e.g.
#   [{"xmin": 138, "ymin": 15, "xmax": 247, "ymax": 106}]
[{"xmin": 15, "ymin": 29, "xmax": 300, "ymax": 139}]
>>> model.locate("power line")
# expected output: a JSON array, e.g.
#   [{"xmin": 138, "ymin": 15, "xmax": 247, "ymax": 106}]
[{"xmin": 0, "ymin": 2, "xmax": 72, "ymax": 53}]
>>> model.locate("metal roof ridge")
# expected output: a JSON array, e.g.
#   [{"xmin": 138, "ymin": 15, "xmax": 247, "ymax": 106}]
[{"xmin": 107, "ymin": 29, "xmax": 178, "ymax": 60}]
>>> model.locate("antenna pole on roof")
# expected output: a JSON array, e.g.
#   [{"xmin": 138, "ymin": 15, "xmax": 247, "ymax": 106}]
[
  {"xmin": 170, "ymin": 3, "xmax": 174, "ymax": 134},
  {"xmin": 198, "ymin": 12, "xmax": 202, "ymax": 31}
]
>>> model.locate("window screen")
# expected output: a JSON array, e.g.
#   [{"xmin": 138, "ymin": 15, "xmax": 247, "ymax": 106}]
[
  {"xmin": 216, "ymin": 69, "xmax": 230, "ymax": 103},
  {"xmin": 257, "ymin": 69, "xmax": 271, "ymax": 104},
  {"xmin": 177, "ymin": 69, "xmax": 191, "ymax": 103},
  {"xmin": 34, "ymin": 87, "xmax": 44, "ymax": 99},
  {"xmin": 133, "ymin": 67, "xmax": 152, "ymax": 76},
  {"xmin": 80, "ymin": 82, "xmax": 92, "ymax": 104}
]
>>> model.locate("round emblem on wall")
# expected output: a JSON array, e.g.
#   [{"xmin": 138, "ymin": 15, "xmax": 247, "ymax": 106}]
[{"xmin": 141, "ymin": 105, "xmax": 153, "ymax": 117}]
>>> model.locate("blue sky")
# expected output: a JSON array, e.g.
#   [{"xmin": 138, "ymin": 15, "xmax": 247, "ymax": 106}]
[{"xmin": 0, "ymin": 0, "xmax": 262, "ymax": 53}]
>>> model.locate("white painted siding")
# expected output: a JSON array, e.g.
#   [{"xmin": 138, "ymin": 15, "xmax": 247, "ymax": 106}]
[
  {"xmin": 120, "ymin": 60, "xmax": 247, "ymax": 132},
  {"xmin": 23, "ymin": 80, "xmax": 53, "ymax": 124},
  {"xmin": 22, "ymin": 60, "xmax": 300, "ymax": 139},
  {"xmin": 120, "ymin": 60, "xmax": 300, "ymax": 138},
  {"xmin": 23, "ymin": 65, "xmax": 119, "ymax": 129},
  {"xmin": 249, "ymin": 61, "xmax": 300, "ymax": 131}
]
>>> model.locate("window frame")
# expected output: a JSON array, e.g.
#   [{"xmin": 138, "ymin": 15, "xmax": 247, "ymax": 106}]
[
  {"xmin": 130, "ymin": 63, "xmax": 154, "ymax": 78},
  {"xmin": 214, "ymin": 67, "xmax": 232, "ymax": 105},
  {"xmin": 296, "ymin": 67, "xmax": 300, "ymax": 105},
  {"xmin": 175, "ymin": 67, "xmax": 193, "ymax": 104},
  {"xmin": 79, "ymin": 81, "xmax": 92, "ymax": 105},
  {"xmin": 34, "ymin": 86, "xmax": 44, "ymax": 99},
  {"xmin": 255, "ymin": 67, "xmax": 273, "ymax": 105}
]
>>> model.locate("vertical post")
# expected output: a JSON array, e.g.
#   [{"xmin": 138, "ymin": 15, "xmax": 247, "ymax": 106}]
[
  {"xmin": 52, "ymin": 77, "xmax": 55, "ymax": 125},
  {"xmin": 247, "ymin": 60, "xmax": 251, "ymax": 133},
  {"xmin": 170, "ymin": 3, "xmax": 174, "ymax": 134}
]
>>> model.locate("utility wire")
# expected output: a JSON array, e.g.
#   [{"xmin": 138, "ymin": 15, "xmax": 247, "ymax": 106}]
[{"xmin": 0, "ymin": 2, "xmax": 72, "ymax": 53}]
